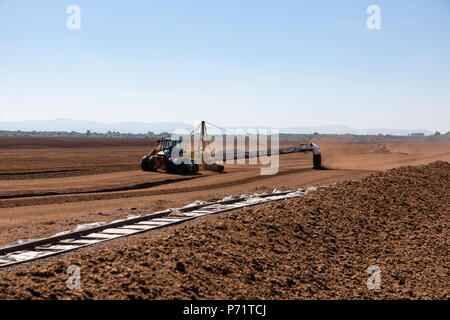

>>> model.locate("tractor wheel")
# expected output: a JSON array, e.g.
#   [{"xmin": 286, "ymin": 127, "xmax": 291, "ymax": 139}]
[
  {"xmin": 166, "ymin": 158, "xmax": 177, "ymax": 173},
  {"xmin": 141, "ymin": 156, "xmax": 150, "ymax": 171},
  {"xmin": 141, "ymin": 156, "xmax": 156, "ymax": 171},
  {"xmin": 147, "ymin": 157, "xmax": 157, "ymax": 171},
  {"xmin": 176, "ymin": 163, "xmax": 192, "ymax": 174},
  {"xmin": 175, "ymin": 163, "xmax": 188, "ymax": 175}
]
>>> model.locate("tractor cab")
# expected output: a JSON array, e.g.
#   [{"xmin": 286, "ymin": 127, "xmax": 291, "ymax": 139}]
[{"xmin": 158, "ymin": 137, "xmax": 183, "ymax": 157}]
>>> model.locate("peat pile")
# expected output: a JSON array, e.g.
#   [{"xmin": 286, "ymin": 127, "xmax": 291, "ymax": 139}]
[{"xmin": 0, "ymin": 161, "xmax": 448, "ymax": 299}]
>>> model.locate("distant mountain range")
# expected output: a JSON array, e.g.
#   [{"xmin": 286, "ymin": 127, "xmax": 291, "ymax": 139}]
[
  {"xmin": 0, "ymin": 119, "xmax": 192, "ymax": 135},
  {"xmin": 278, "ymin": 125, "xmax": 435, "ymax": 136},
  {"xmin": 0, "ymin": 119, "xmax": 435, "ymax": 136}
]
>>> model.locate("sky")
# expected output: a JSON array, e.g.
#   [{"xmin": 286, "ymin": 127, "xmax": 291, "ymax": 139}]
[{"xmin": 0, "ymin": 0, "xmax": 449, "ymax": 132}]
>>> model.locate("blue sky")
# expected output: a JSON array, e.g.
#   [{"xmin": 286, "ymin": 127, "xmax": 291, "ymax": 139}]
[{"xmin": 0, "ymin": 0, "xmax": 449, "ymax": 131}]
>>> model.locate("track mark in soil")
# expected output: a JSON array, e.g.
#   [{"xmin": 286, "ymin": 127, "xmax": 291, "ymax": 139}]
[
  {"xmin": 0, "ymin": 169, "xmax": 80, "ymax": 177},
  {"xmin": 0, "ymin": 167, "xmax": 374, "ymax": 208},
  {"xmin": 0, "ymin": 177, "xmax": 198, "ymax": 200}
]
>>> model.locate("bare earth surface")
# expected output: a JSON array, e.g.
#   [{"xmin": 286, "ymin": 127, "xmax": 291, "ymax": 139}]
[
  {"xmin": 0, "ymin": 137, "xmax": 449, "ymax": 299},
  {"xmin": 0, "ymin": 137, "xmax": 448, "ymax": 245},
  {"xmin": 0, "ymin": 161, "xmax": 448, "ymax": 299}
]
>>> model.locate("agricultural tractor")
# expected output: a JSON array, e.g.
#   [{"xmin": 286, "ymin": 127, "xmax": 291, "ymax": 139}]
[
  {"xmin": 140, "ymin": 121, "xmax": 224, "ymax": 174},
  {"xmin": 141, "ymin": 137, "xmax": 199, "ymax": 174},
  {"xmin": 375, "ymin": 143, "xmax": 391, "ymax": 154}
]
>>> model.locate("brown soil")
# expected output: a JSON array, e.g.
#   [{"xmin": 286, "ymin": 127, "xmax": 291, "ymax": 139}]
[
  {"xmin": 0, "ymin": 161, "xmax": 448, "ymax": 299},
  {"xmin": 0, "ymin": 138, "xmax": 449, "ymax": 245},
  {"xmin": 0, "ymin": 136, "xmax": 158, "ymax": 179}
]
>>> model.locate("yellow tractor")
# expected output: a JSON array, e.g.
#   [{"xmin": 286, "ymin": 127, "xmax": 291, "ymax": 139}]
[{"xmin": 141, "ymin": 121, "xmax": 224, "ymax": 174}]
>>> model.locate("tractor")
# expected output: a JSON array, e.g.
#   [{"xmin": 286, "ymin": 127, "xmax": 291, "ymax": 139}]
[
  {"xmin": 141, "ymin": 137, "xmax": 199, "ymax": 174},
  {"xmin": 140, "ymin": 121, "xmax": 224, "ymax": 174},
  {"xmin": 375, "ymin": 143, "xmax": 391, "ymax": 154}
]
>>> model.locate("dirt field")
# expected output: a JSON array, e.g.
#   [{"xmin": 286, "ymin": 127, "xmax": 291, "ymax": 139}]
[
  {"xmin": 0, "ymin": 161, "xmax": 448, "ymax": 299},
  {"xmin": 0, "ymin": 137, "xmax": 449, "ymax": 300},
  {"xmin": 0, "ymin": 137, "xmax": 449, "ymax": 246}
]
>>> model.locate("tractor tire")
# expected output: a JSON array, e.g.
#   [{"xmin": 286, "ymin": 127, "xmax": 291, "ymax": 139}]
[
  {"xmin": 147, "ymin": 157, "xmax": 157, "ymax": 171},
  {"xmin": 141, "ymin": 156, "xmax": 156, "ymax": 171},
  {"xmin": 166, "ymin": 159, "xmax": 177, "ymax": 173},
  {"xmin": 141, "ymin": 156, "xmax": 150, "ymax": 171},
  {"xmin": 176, "ymin": 164, "xmax": 188, "ymax": 175}
]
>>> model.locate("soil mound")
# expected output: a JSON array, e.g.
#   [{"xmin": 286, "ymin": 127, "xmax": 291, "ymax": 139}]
[{"xmin": 0, "ymin": 161, "xmax": 448, "ymax": 299}]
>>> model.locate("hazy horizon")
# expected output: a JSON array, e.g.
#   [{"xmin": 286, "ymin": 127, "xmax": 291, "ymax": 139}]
[{"xmin": 0, "ymin": 118, "xmax": 442, "ymax": 135}]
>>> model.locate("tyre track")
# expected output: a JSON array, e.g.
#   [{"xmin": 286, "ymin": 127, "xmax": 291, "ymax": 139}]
[{"xmin": 0, "ymin": 167, "xmax": 373, "ymax": 208}]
